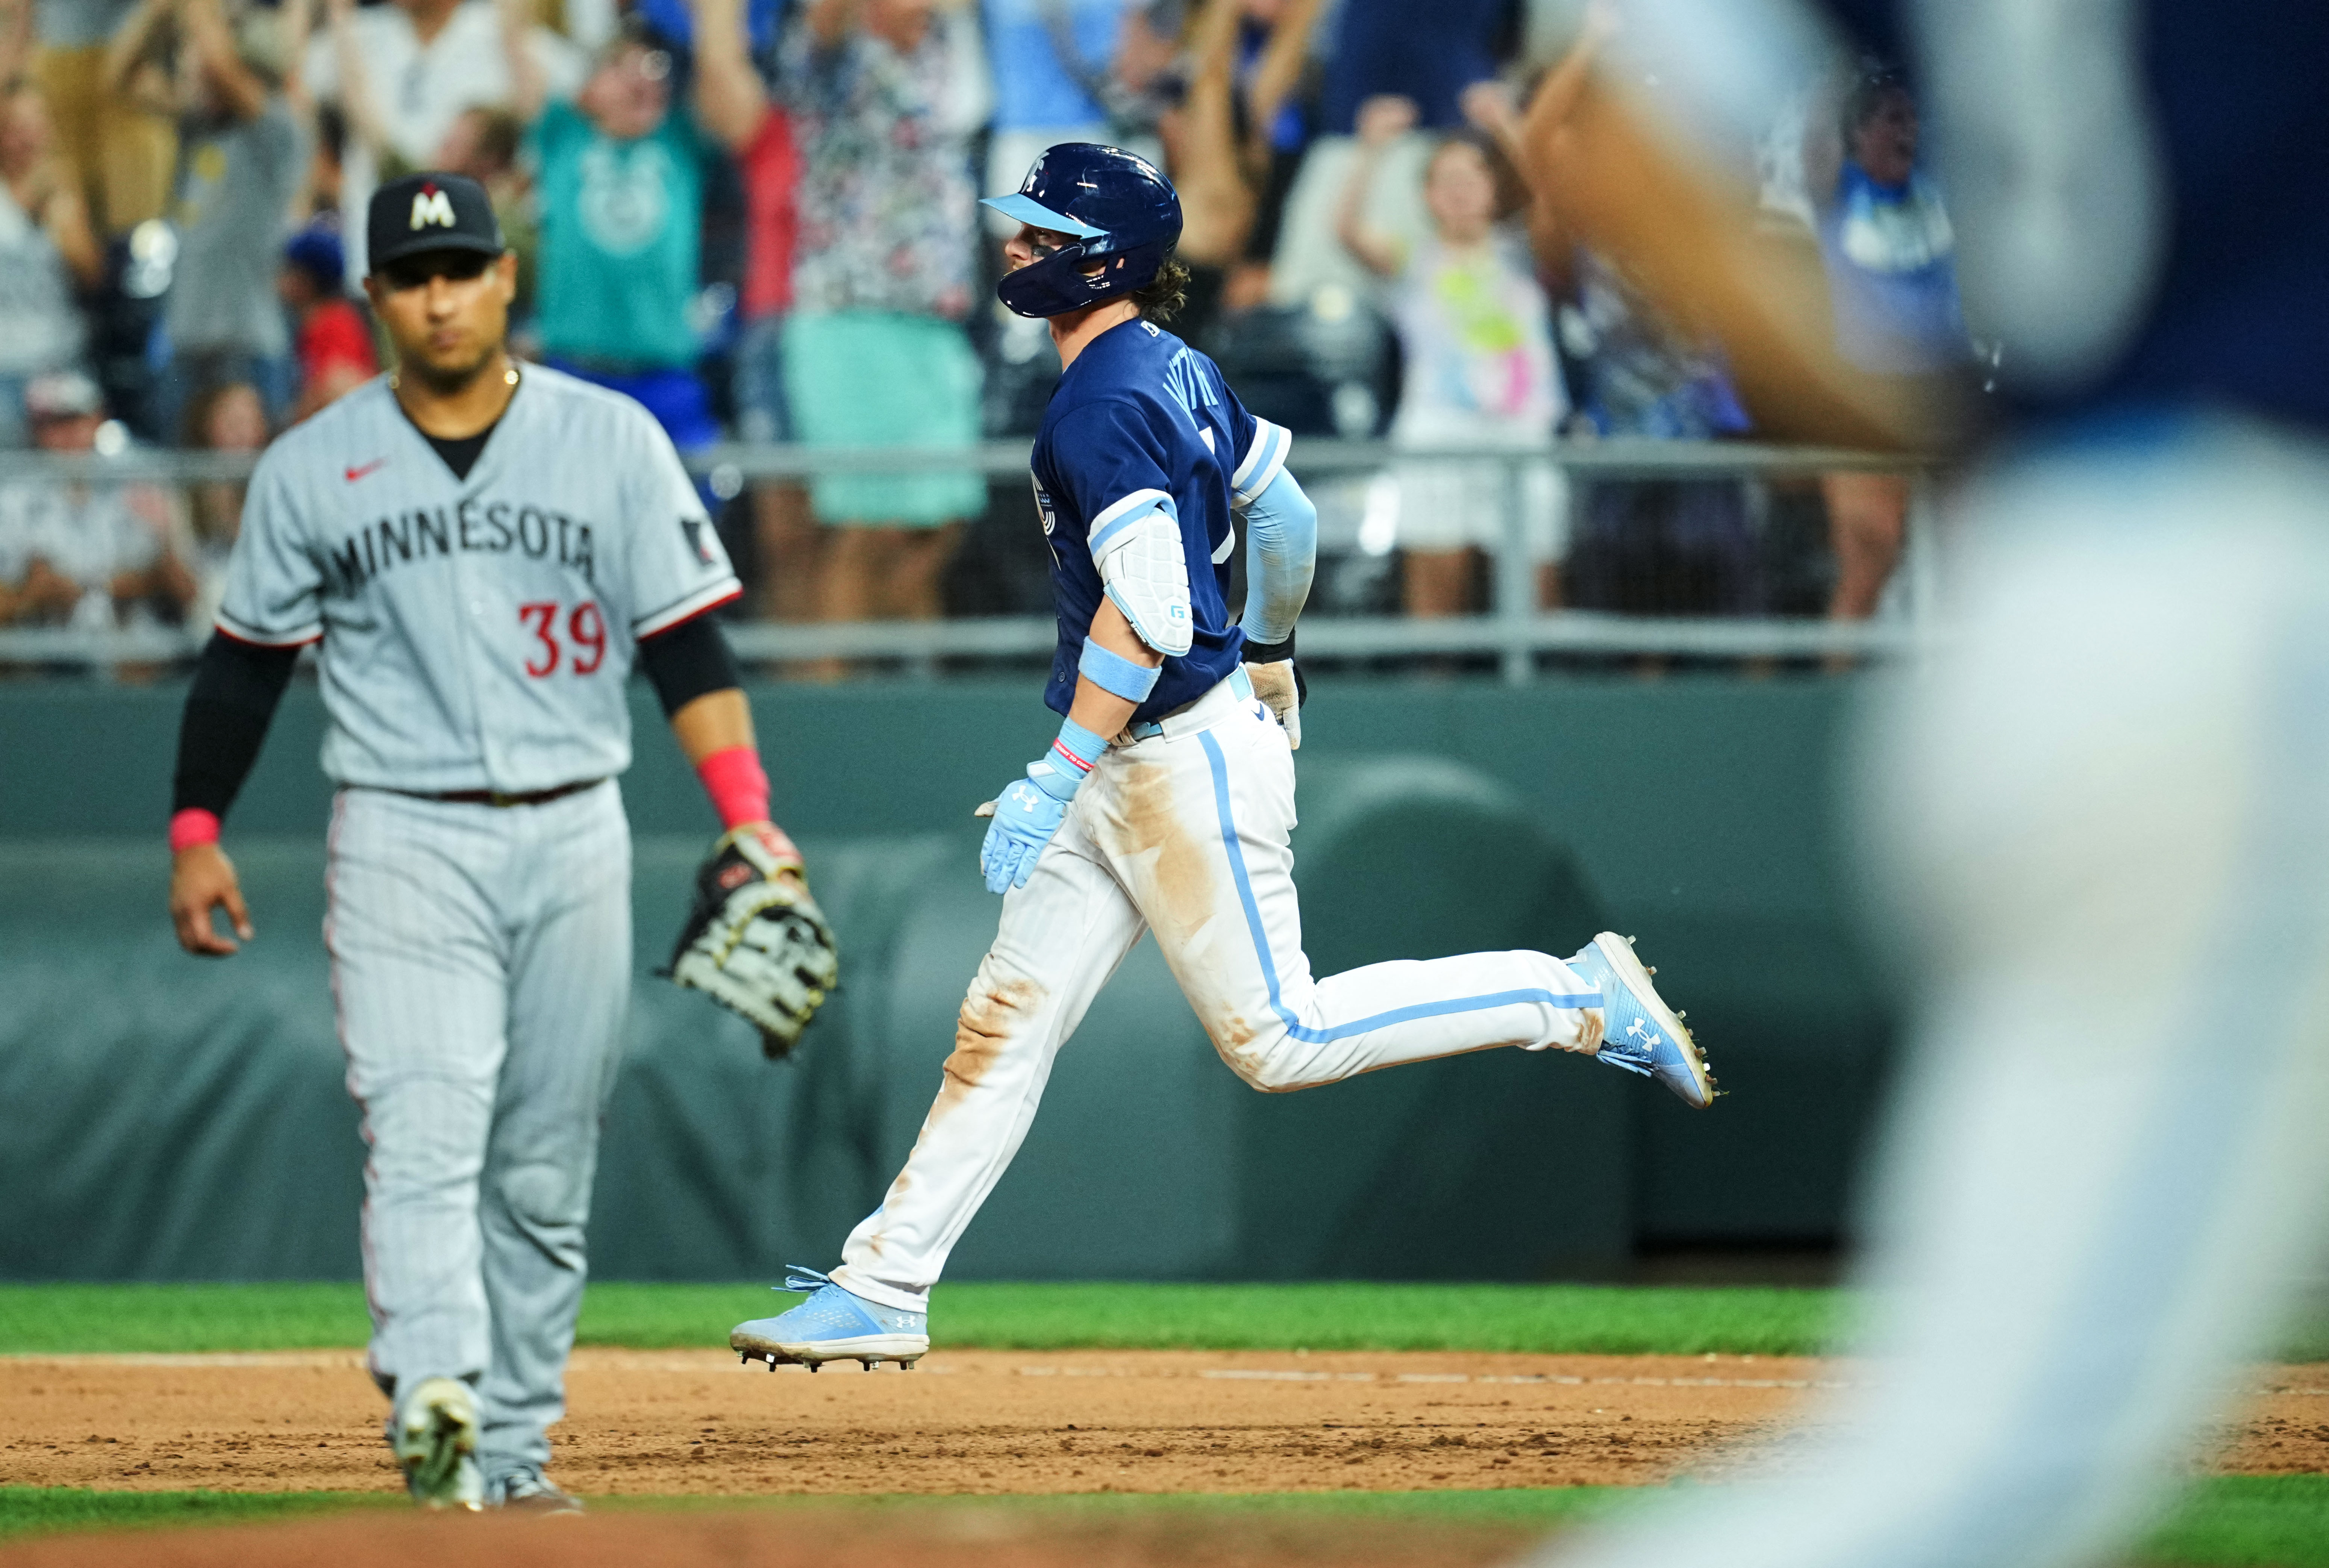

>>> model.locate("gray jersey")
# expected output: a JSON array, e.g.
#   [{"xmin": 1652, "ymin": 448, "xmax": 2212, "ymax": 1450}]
[{"xmin": 217, "ymin": 367, "xmax": 741, "ymax": 793}]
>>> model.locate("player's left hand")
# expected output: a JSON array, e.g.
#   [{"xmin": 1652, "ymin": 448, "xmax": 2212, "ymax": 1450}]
[
  {"xmin": 977, "ymin": 773, "xmax": 1070, "ymax": 894},
  {"xmin": 1245, "ymin": 659, "xmax": 1305, "ymax": 749}
]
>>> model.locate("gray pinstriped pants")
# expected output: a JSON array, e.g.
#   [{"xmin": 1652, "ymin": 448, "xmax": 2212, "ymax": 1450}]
[{"xmin": 326, "ymin": 782, "xmax": 631, "ymax": 1480}]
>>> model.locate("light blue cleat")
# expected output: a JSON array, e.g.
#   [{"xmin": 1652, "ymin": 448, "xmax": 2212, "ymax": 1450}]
[
  {"xmin": 730, "ymin": 1265, "xmax": 929, "ymax": 1371},
  {"xmin": 1568, "ymin": 930, "xmax": 1718, "ymax": 1110}
]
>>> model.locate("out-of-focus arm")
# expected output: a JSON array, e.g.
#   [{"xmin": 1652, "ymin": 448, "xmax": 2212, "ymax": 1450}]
[
  {"xmin": 1514, "ymin": 27, "xmax": 1945, "ymax": 448},
  {"xmin": 687, "ymin": 0, "xmax": 767, "ymax": 150}
]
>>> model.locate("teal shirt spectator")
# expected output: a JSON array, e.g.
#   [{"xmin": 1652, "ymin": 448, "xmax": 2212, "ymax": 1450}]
[{"xmin": 529, "ymin": 98, "xmax": 711, "ymax": 369}]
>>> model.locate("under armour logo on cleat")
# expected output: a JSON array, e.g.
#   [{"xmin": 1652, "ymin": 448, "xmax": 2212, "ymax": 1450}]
[{"xmin": 1625, "ymin": 1019, "xmax": 1662, "ymax": 1048}]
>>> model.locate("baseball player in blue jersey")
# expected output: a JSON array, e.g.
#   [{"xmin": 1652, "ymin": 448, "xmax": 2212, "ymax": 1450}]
[
  {"xmin": 730, "ymin": 144, "xmax": 1716, "ymax": 1372},
  {"xmin": 164, "ymin": 173, "xmax": 812, "ymax": 1512}
]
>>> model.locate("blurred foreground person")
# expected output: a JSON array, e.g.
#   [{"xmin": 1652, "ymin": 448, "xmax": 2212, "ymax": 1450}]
[{"xmin": 1517, "ymin": 5, "xmax": 2329, "ymax": 1568}]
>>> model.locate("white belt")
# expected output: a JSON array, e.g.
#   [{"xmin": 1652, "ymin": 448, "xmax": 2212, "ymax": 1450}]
[{"xmin": 1117, "ymin": 665, "xmax": 1254, "ymax": 745}]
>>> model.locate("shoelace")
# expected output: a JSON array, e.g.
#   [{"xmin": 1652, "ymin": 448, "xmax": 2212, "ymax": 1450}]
[{"xmin": 782, "ymin": 1263, "xmax": 837, "ymax": 1294}]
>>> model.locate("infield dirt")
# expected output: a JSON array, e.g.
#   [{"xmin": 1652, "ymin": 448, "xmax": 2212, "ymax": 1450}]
[{"xmin": 7, "ymin": 1349, "xmax": 2328, "ymax": 1497}]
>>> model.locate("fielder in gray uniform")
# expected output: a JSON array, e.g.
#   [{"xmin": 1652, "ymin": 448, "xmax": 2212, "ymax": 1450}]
[{"xmin": 165, "ymin": 172, "xmax": 802, "ymax": 1512}]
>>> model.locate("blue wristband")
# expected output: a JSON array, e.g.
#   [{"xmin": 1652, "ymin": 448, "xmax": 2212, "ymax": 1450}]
[
  {"xmin": 1079, "ymin": 638, "xmax": 1162, "ymax": 702},
  {"xmin": 1030, "ymin": 717, "xmax": 1107, "ymax": 802}
]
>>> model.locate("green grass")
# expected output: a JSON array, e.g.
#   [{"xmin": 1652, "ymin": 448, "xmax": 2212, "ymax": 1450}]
[
  {"xmin": 0, "ymin": 1488, "xmax": 397, "ymax": 1542},
  {"xmin": 5, "ymin": 1480, "xmax": 2328, "ymax": 1564},
  {"xmin": 8, "ymin": 1280, "xmax": 2323, "ymax": 1361},
  {"xmin": 2143, "ymin": 1477, "xmax": 2329, "ymax": 1567},
  {"xmin": 0, "ymin": 1281, "xmax": 1846, "ymax": 1358}
]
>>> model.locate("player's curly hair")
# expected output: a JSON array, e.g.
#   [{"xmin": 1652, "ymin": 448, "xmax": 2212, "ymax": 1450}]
[{"xmin": 1133, "ymin": 255, "xmax": 1194, "ymax": 324}]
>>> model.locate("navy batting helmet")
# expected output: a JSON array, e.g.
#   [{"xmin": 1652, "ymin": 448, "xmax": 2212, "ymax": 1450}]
[{"xmin": 981, "ymin": 143, "xmax": 1183, "ymax": 319}]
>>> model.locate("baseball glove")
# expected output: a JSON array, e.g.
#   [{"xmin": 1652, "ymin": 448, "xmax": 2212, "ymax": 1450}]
[{"xmin": 664, "ymin": 824, "xmax": 838, "ymax": 1059}]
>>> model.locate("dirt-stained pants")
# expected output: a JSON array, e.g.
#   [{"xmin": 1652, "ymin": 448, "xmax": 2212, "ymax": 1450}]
[{"xmin": 833, "ymin": 676, "xmax": 1605, "ymax": 1312}]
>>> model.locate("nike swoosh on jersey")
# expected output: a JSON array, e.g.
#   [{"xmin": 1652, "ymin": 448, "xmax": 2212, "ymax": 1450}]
[{"xmin": 345, "ymin": 458, "xmax": 388, "ymax": 482}]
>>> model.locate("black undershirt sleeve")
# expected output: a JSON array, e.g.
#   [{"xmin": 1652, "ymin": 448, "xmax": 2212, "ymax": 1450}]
[
  {"xmin": 637, "ymin": 613, "xmax": 743, "ymax": 717},
  {"xmin": 171, "ymin": 634, "xmax": 301, "ymax": 818}
]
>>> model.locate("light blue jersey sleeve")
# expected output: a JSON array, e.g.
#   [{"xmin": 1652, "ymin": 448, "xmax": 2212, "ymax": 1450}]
[{"xmin": 1236, "ymin": 464, "xmax": 1316, "ymax": 647}]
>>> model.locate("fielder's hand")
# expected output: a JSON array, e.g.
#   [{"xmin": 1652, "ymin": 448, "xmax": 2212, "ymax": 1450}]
[
  {"xmin": 171, "ymin": 841, "xmax": 254, "ymax": 956},
  {"xmin": 1244, "ymin": 658, "xmax": 1305, "ymax": 749},
  {"xmin": 665, "ymin": 822, "xmax": 838, "ymax": 1059}
]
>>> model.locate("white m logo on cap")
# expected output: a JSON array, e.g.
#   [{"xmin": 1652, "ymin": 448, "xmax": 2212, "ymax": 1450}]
[{"xmin": 410, "ymin": 188, "xmax": 456, "ymax": 230}]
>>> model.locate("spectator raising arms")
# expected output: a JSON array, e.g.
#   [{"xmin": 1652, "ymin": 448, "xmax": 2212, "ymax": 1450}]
[
  {"xmin": 1160, "ymin": 0, "xmax": 1320, "ymax": 327},
  {"xmin": 0, "ymin": 54, "xmax": 103, "ymax": 445},
  {"xmin": 109, "ymin": 0, "xmax": 308, "ymax": 427},
  {"xmin": 684, "ymin": 0, "xmax": 811, "ymax": 622},
  {"xmin": 304, "ymin": 0, "xmax": 583, "ymax": 281},
  {"xmin": 23, "ymin": 0, "xmax": 178, "ymax": 236},
  {"xmin": 514, "ymin": 3, "xmax": 753, "ymax": 459},
  {"xmin": 779, "ymin": 0, "xmax": 989, "ymax": 633},
  {"xmin": 1337, "ymin": 87, "xmax": 1565, "ymax": 618}
]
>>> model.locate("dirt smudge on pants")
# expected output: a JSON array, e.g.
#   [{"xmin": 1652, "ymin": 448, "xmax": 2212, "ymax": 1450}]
[
  {"xmin": 1203, "ymin": 1009, "xmax": 1273, "ymax": 1085},
  {"xmin": 1109, "ymin": 758, "xmax": 1216, "ymax": 945},
  {"xmin": 930, "ymin": 976, "xmax": 1046, "ymax": 1122}
]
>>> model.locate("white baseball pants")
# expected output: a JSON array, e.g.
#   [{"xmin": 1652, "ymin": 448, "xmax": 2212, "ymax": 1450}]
[
  {"xmin": 326, "ymin": 782, "xmax": 632, "ymax": 1479},
  {"xmin": 1535, "ymin": 418, "xmax": 2329, "ymax": 1568},
  {"xmin": 833, "ymin": 678, "xmax": 1607, "ymax": 1311}
]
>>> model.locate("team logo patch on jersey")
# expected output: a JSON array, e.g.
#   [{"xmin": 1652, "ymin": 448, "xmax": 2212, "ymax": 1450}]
[
  {"xmin": 680, "ymin": 517, "xmax": 715, "ymax": 564},
  {"xmin": 410, "ymin": 185, "xmax": 456, "ymax": 230},
  {"xmin": 1030, "ymin": 477, "xmax": 1056, "ymax": 537}
]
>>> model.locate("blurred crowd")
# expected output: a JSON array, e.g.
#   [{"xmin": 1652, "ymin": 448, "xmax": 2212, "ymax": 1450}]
[{"xmin": 0, "ymin": 0, "xmax": 1970, "ymax": 653}]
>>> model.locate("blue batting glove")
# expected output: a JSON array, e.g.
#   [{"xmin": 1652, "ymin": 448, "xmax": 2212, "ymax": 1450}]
[
  {"xmin": 979, "ymin": 770, "xmax": 1070, "ymax": 893},
  {"xmin": 977, "ymin": 721, "xmax": 1105, "ymax": 894}
]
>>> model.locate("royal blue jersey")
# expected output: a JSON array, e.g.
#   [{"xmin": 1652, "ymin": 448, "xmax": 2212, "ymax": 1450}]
[{"xmin": 1029, "ymin": 318, "xmax": 1290, "ymax": 723}]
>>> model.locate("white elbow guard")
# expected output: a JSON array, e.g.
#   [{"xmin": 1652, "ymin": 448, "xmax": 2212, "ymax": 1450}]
[{"xmin": 1091, "ymin": 494, "xmax": 1193, "ymax": 656}]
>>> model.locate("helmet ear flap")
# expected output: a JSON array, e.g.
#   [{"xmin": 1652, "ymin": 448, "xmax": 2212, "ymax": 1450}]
[
  {"xmin": 995, "ymin": 233, "xmax": 1174, "ymax": 320},
  {"xmin": 996, "ymin": 239, "xmax": 1102, "ymax": 318}
]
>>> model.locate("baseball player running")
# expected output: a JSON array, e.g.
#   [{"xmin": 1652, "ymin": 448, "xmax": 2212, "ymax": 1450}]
[
  {"xmin": 165, "ymin": 172, "xmax": 811, "ymax": 1511},
  {"xmin": 730, "ymin": 144, "xmax": 1714, "ymax": 1372}
]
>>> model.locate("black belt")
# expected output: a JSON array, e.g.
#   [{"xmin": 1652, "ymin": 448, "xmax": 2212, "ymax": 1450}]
[{"xmin": 400, "ymin": 779, "xmax": 604, "ymax": 808}]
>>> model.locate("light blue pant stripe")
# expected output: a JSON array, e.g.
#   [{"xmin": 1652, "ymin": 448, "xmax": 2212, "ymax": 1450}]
[{"xmin": 1196, "ymin": 729, "xmax": 1598, "ymax": 1046}]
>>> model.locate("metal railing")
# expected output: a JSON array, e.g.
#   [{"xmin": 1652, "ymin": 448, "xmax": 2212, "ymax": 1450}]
[{"xmin": 0, "ymin": 438, "xmax": 1943, "ymax": 680}]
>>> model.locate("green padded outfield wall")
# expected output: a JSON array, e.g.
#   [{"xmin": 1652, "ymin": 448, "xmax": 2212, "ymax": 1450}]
[{"xmin": 0, "ymin": 676, "xmax": 1899, "ymax": 1281}]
